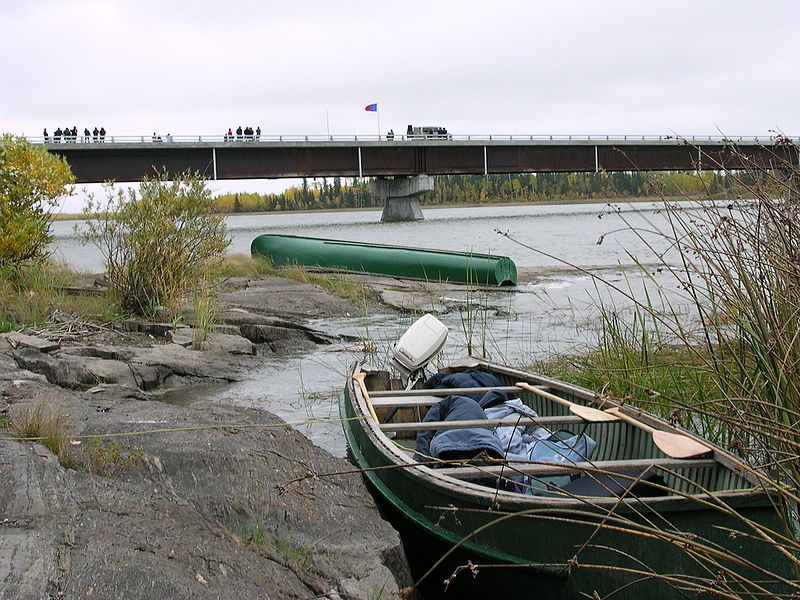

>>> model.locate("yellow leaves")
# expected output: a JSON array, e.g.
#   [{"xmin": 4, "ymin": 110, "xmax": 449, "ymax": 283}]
[{"xmin": 0, "ymin": 134, "xmax": 75, "ymax": 267}]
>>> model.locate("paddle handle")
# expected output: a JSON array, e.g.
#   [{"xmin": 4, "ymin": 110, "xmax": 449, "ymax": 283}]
[
  {"xmin": 517, "ymin": 382, "xmax": 573, "ymax": 409},
  {"xmin": 353, "ymin": 372, "xmax": 380, "ymax": 422},
  {"xmin": 604, "ymin": 407, "xmax": 657, "ymax": 434}
]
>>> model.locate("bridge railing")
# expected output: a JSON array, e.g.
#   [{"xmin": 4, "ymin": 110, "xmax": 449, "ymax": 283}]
[{"xmin": 21, "ymin": 134, "xmax": 799, "ymax": 145}]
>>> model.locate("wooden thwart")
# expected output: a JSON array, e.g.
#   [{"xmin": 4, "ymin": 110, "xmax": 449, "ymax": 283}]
[
  {"xmin": 372, "ymin": 396, "xmax": 459, "ymax": 408},
  {"xmin": 436, "ymin": 457, "xmax": 719, "ymax": 480},
  {"xmin": 380, "ymin": 415, "xmax": 586, "ymax": 432},
  {"xmin": 370, "ymin": 385, "xmax": 525, "ymax": 398}
]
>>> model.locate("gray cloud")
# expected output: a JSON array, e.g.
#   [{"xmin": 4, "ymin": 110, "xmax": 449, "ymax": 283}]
[{"xmin": 4, "ymin": 0, "xmax": 799, "ymax": 137}]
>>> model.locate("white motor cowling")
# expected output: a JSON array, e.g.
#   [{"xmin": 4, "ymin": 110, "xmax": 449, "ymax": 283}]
[{"xmin": 391, "ymin": 313, "xmax": 448, "ymax": 385}]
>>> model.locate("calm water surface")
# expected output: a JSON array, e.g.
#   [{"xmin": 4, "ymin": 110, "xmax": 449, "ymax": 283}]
[{"xmin": 50, "ymin": 201, "xmax": 693, "ymax": 456}]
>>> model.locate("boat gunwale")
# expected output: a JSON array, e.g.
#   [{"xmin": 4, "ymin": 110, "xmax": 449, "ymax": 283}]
[{"xmin": 345, "ymin": 360, "xmax": 779, "ymax": 511}]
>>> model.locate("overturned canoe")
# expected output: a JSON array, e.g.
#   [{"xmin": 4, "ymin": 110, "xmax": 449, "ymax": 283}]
[{"xmin": 251, "ymin": 234, "xmax": 517, "ymax": 286}]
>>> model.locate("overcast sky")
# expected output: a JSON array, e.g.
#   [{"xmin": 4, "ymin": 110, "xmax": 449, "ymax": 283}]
[{"xmin": 3, "ymin": 0, "xmax": 799, "ymax": 208}]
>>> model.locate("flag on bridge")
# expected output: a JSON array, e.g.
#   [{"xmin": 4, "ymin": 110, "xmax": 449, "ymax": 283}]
[{"xmin": 364, "ymin": 103, "xmax": 378, "ymax": 112}]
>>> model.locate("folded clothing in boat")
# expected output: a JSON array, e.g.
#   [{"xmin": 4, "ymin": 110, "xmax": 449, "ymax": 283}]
[{"xmin": 424, "ymin": 368, "xmax": 504, "ymax": 398}]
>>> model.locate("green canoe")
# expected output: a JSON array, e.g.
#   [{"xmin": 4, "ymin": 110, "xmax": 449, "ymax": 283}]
[
  {"xmin": 340, "ymin": 359, "xmax": 796, "ymax": 599},
  {"xmin": 251, "ymin": 234, "xmax": 517, "ymax": 286}
]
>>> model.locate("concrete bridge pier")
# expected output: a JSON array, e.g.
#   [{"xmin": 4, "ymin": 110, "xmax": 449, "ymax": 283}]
[{"xmin": 370, "ymin": 175, "xmax": 434, "ymax": 222}]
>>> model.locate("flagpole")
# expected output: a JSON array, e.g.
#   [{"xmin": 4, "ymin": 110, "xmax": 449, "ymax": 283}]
[{"xmin": 376, "ymin": 107, "xmax": 381, "ymax": 140}]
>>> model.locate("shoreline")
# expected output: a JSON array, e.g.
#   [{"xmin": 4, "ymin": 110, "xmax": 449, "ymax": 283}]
[{"xmin": 52, "ymin": 194, "xmax": 707, "ymax": 222}]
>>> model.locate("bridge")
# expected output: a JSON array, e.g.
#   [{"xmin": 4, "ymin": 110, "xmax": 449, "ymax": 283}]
[{"xmin": 34, "ymin": 133, "xmax": 799, "ymax": 221}]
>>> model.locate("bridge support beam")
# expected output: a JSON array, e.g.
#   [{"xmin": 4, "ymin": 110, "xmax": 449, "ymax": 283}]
[{"xmin": 371, "ymin": 175, "xmax": 434, "ymax": 222}]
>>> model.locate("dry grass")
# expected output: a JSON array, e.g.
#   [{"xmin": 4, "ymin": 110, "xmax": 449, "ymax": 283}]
[
  {"xmin": 9, "ymin": 400, "xmax": 73, "ymax": 467},
  {"xmin": 513, "ymin": 140, "xmax": 800, "ymax": 596},
  {"xmin": 0, "ymin": 259, "xmax": 120, "ymax": 331},
  {"xmin": 208, "ymin": 253, "xmax": 278, "ymax": 279}
]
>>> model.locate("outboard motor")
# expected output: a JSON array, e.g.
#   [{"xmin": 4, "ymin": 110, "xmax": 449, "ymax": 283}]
[{"xmin": 391, "ymin": 313, "xmax": 448, "ymax": 389}]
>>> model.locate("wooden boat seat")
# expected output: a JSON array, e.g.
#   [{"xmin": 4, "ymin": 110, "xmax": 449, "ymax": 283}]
[
  {"xmin": 380, "ymin": 415, "xmax": 586, "ymax": 432},
  {"xmin": 371, "ymin": 396, "xmax": 451, "ymax": 408},
  {"xmin": 370, "ymin": 385, "xmax": 525, "ymax": 398}
]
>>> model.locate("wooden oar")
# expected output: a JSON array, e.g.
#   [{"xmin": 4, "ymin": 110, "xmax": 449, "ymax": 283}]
[
  {"xmin": 605, "ymin": 407, "xmax": 713, "ymax": 460},
  {"xmin": 517, "ymin": 382, "xmax": 619, "ymax": 422},
  {"xmin": 352, "ymin": 372, "xmax": 379, "ymax": 422}
]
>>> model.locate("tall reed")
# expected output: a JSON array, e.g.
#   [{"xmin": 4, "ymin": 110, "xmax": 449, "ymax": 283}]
[{"xmin": 512, "ymin": 139, "xmax": 800, "ymax": 595}]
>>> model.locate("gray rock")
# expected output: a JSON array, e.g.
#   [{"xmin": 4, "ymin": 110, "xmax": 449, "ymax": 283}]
[
  {"xmin": 137, "ymin": 322, "xmax": 183, "ymax": 337},
  {"xmin": 0, "ymin": 332, "xmax": 60, "ymax": 353},
  {"xmin": 59, "ymin": 345, "xmax": 137, "ymax": 362},
  {"xmin": 0, "ymin": 385, "xmax": 413, "ymax": 600},
  {"xmin": 216, "ymin": 308, "xmax": 288, "ymax": 327},
  {"xmin": 84, "ymin": 383, "xmax": 152, "ymax": 401},
  {"xmin": 164, "ymin": 330, "xmax": 255, "ymax": 355},
  {"xmin": 11, "ymin": 347, "xmax": 84, "ymax": 388},
  {"xmin": 128, "ymin": 362, "xmax": 171, "ymax": 390},
  {"xmin": 211, "ymin": 324, "xmax": 241, "ymax": 336},
  {"xmin": 219, "ymin": 277, "xmax": 361, "ymax": 319},
  {"xmin": 202, "ymin": 333, "xmax": 255, "ymax": 355},
  {"xmin": 60, "ymin": 355, "xmax": 138, "ymax": 388},
  {"xmin": 114, "ymin": 319, "xmax": 141, "ymax": 333},
  {"xmin": 128, "ymin": 344, "xmax": 260, "ymax": 383},
  {"xmin": 165, "ymin": 328, "xmax": 193, "ymax": 347},
  {"xmin": 239, "ymin": 323, "xmax": 307, "ymax": 343}
]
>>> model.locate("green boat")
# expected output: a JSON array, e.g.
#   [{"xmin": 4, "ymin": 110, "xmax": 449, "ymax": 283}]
[
  {"xmin": 251, "ymin": 234, "xmax": 517, "ymax": 286},
  {"xmin": 340, "ymin": 358, "xmax": 796, "ymax": 599}
]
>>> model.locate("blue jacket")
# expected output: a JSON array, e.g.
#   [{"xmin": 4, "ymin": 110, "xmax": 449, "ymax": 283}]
[
  {"xmin": 414, "ymin": 389, "xmax": 508, "ymax": 463},
  {"xmin": 424, "ymin": 369, "xmax": 504, "ymax": 398}
]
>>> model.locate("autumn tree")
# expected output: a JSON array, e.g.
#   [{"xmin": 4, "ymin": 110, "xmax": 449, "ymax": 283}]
[{"xmin": 0, "ymin": 135, "xmax": 74, "ymax": 267}]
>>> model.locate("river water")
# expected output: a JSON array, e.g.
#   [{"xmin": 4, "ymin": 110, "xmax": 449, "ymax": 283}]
[{"xmin": 49, "ymin": 201, "xmax": 692, "ymax": 456}]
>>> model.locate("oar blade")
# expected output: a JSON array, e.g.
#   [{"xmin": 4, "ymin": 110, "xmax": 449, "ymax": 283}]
[
  {"xmin": 569, "ymin": 404, "xmax": 620, "ymax": 422},
  {"xmin": 652, "ymin": 431, "xmax": 713, "ymax": 460}
]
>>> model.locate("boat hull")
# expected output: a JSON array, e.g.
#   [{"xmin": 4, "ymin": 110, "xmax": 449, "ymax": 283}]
[
  {"xmin": 251, "ymin": 234, "xmax": 517, "ymax": 286},
  {"xmin": 340, "ymin": 363, "xmax": 795, "ymax": 599}
]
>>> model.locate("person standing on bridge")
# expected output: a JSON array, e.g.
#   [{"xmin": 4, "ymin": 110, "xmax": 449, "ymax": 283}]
[
  {"xmin": 84, "ymin": 128, "xmax": 90, "ymax": 143},
  {"xmin": 99, "ymin": 127, "xmax": 106, "ymax": 142},
  {"xmin": 92, "ymin": 127, "xmax": 98, "ymax": 142},
  {"xmin": 43, "ymin": 128, "xmax": 49, "ymax": 143},
  {"xmin": 236, "ymin": 126, "xmax": 243, "ymax": 141},
  {"xmin": 255, "ymin": 126, "xmax": 261, "ymax": 141}
]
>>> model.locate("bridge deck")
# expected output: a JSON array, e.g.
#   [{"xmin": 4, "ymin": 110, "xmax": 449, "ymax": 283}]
[{"xmin": 29, "ymin": 135, "xmax": 798, "ymax": 184}]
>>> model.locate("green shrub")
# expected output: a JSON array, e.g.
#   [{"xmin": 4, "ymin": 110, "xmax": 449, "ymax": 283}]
[
  {"xmin": 0, "ymin": 134, "xmax": 74, "ymax": 267},
  {"xmin": 81, "ymin": 438, "xmax": 144, "ymax": 476},
  {"xmin": 80, "ymin": 171, "xmax": 230, "ymax": 315}
]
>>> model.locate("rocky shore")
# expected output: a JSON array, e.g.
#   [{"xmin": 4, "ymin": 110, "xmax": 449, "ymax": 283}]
[{"xmin": 0, "ymin": 276, "xmax": 416, "ymax": 600}]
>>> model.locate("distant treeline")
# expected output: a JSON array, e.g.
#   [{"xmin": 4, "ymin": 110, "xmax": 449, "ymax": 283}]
[{"xmin": 212, "ymin": 171, "xmax": 750, "ymax": 214}]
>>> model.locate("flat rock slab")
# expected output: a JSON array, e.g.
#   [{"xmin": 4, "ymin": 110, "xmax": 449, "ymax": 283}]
[
  {"xmin": 0, "ymin": 332, "xmax": 60, "ymax": 353},
  {"xmin": 219, "ymin": 277, "xmax": 362, "ymax": 319},
  {"xmin": 167, "ymin": 330, "xmax": 255, "ymax": 355},
  {"xmin": 0, "ymin": 382, "xmax": 413, "ymax": 600}
]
